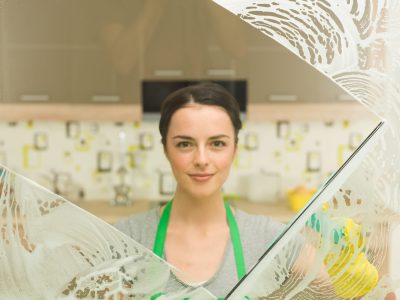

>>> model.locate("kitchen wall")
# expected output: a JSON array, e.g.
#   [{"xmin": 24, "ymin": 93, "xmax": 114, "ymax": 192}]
[{"xmin": 0, "ymin": 118, "xmax": 378, "ymax": 204}]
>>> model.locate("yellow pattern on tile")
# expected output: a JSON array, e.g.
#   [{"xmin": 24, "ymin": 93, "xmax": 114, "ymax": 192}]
[
  {"xmin": 26, "ymin": 120, "xmax": 34, "ymax": 128},
  {"xmin": 22, "ymin": 144, "xmax": 41, "ymax": 169},
  {"xmin": 337, "ymin": 144, "xmax": 353, "ymax": 166},
  {"xmin": 285, "ymin": 133, "xmax": 304, "ymax": 152},
  {"xmin": 233, "ymin": 145, "xmax": 252, "ymax": 169},
  {"xmin": 74, "ymin": 132, "xmax": 94, "ymax": 152}
]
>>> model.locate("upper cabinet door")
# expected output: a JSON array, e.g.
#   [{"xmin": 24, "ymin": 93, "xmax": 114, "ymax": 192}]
[
  {"xmin": 1, "ymin": 0, "xmax": 143, "ymax": 104},
  {"xmin": 141, "ymin": 1, "xmax": 248, "ymax": 80},
  {"xmin": 140, "ymin": 0, "xmax": 185, "ymax": 80},
  {"xmin": 202, "ymin": 1, "xmax": 248, "ymax": 80},
  {"xmin": 240, "ymin": 16, "xmax": 357, "ymax": 103},
  {"xmin": 3, "ymin": 0, "xmax": 72, "ymax": 103}
]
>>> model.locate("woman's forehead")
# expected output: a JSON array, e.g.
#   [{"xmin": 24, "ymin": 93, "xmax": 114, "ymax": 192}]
[{"xmin": 168, "ymin": 104, "xmax": 234, "ymax": 136}]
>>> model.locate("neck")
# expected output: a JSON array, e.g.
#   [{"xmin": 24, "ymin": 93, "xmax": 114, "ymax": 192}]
[{"xmin": 169, "ymin": 188, "xmax": 226, "ymax": 227}]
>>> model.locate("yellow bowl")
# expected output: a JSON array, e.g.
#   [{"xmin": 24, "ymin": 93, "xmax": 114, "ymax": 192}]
[{"xmin": 287, "ymin": 187, "xmax": 316, "ymax": 212}]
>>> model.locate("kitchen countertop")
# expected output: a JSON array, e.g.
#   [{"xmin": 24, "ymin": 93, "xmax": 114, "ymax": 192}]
[
  {"xmin": 76, "ymin": 199, "xmax": 297, "ymax": 224},
  {"xmin": 76, "ymin": 200, "xmax": 153, "ymax": 224}
]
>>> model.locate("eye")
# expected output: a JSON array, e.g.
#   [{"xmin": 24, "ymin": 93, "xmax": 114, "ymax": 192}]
[
  {"xmin": 176, "ymin": 141, "xmax": 192, "ymax": 148},
  {"xmin": 211, "ymin": 140, "xmax": 226, "ymax": 148}
]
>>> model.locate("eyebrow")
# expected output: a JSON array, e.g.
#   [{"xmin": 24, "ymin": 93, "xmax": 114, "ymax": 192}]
[{"xmin": 172, "ymin": 135, "xmax": 231, "ymax": 140}]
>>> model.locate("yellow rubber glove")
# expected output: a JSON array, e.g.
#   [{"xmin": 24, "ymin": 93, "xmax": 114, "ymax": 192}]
[{"xmin": 323, "ymin": 218, "xmax": 379, "ymax": 298}]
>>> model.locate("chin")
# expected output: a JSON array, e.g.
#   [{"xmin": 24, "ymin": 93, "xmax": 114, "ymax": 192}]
[{"xmin": 177, "ymin": 178, "xmax": 225, "ymax": 199}]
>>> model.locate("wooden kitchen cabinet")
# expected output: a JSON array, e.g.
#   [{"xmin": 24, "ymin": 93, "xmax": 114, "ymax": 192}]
[
  {"xmin": 2, "ymin": 0, "xmax": 70, "ymax": 103},
  {"xmin": 0, "ymin": 0, "xmax": 370, "ymax": 122},
  {"xmin": 70, "ymin": 50, "xmax": 128, "ymax": 103},
  {"xmin": 245, "ymin": 45, "xmax": 353, "ymax": 103},
  {"xmin": 200, "ymin": 2, "xmax": 248, "ymax": 80},
  {"xmin": 0, "ymin": 0, "xmax": 136, "ymax": 104},
  {"xmin": 141, "ymin": 1, "xmax": 185, "ymax": 79},
  {"xmin": 247, "ymin": 50, "xmax": 300, "ymax": 103},
  {"xmin": 204, "ymin": 47, "xmax": 247, "ymax": 80},
  {"xmin": 143, "ymin": 1, "xmax": 248, "ymax": 80},
  {"xmin": 237, "ymin": 13, "xmax": 357, "ymax": 103},
  {"xmin": 5, "ymin": 49, "xmax": 71, "ymax": 102}
]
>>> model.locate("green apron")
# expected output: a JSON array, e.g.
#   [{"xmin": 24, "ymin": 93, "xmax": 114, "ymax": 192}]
[{"xmin": 152, "ymin": 200, "xmax": 246, "ymax": 300}]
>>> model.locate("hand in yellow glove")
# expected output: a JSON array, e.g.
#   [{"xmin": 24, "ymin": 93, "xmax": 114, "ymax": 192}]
[{"xmin": 308, "ymin": 213, "xmax": 378, "ymax": 299}]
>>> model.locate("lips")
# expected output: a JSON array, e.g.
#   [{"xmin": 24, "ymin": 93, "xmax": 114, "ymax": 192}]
[{"xmin": 189, "ymin": 173, "xmax": 214, "ymax": 182}]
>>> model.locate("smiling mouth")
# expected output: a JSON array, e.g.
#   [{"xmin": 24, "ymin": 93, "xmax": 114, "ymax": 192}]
[{"xmin": 189, "ymin": 174, "xmax": 214, "ymax": 182}]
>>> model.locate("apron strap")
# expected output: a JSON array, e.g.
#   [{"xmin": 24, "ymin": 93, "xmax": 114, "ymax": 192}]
[
  {"xmin": 153, "ymin": 200, "xmax": 172, "ymax": 257},
  {"xmin": 225, "ymin": 201, "xmax": 246, "ymax": 280},
  {"xmin": 153, "ymin": 200, "xmax": 246, "ymax": 281}
]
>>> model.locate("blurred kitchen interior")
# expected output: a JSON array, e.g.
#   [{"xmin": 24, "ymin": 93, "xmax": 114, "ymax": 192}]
[{"xmin": 0, "ymin": 0, "xmax": 379, "ymax": 224}]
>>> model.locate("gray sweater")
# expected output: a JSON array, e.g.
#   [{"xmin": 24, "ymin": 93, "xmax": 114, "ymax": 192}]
[{"xmin": 114, "ymin": 207, "xmax": 284, "ymax": 298}]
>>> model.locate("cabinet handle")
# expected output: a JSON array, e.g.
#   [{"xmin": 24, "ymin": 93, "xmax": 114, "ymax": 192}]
[
  {"xmin": 269, "ymin": 94, "xmax": 298, "ymax": 102},
  {"xmin": 154, "ymin": 69, "xmax": 183, "ymax": 77},
  {"xmin": 91, "ymin": 95, "xmax": 120, "ymax": 103},
  {"xmin": 207, "ymin": 69, "xmax": 236, "ymax": 76},
  {"xmin": 20, "ymin": 94, "xmax": 50, "ymax": 102}
]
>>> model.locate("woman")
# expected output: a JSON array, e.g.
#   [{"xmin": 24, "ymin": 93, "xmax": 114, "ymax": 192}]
[{"xmin": 115, "ymin": 82, "xmax": 283, "ymax": 297}]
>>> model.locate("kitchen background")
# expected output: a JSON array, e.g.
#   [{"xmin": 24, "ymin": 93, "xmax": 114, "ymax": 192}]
[
  {"xmin": 0, "ymin": 0, "xmax": 380, "ymax": 218},
  {"xmin": 0, "ymin": 118, "xmax": 377, "ymax": 205},
  {"xmin": 2, "ymin": 1, "xmax": 398, "ymax": 298}
]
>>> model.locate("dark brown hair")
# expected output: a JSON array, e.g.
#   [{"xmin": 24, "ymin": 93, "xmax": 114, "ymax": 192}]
[{"xmin": 159, "ymin": 82, "xmax": 242, "ymax": 146}]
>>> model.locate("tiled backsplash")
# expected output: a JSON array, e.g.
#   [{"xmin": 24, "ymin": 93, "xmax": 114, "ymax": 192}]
[{"xmin": 0, "ymin": 119, "xmax": 377, "ymax": 204}]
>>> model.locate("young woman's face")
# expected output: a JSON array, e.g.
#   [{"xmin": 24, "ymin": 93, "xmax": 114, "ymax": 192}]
[{"xmin": 164, "ymin": 104, "xmax": 237, "ymax": 200}]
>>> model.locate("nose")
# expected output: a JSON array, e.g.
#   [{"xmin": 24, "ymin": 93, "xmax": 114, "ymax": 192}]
[{"xmin": 193, "ymin": 146, "xmax": 209, "ymax": 168}]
